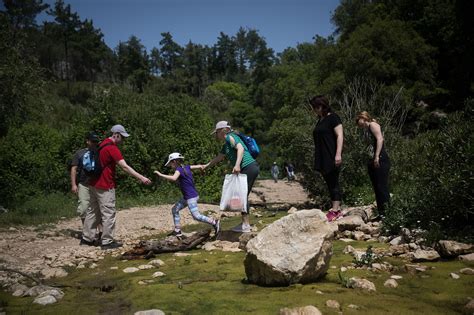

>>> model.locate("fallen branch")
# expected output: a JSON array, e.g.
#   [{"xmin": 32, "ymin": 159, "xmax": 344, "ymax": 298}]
[{"xmin": 122, "ymin": 229, "xmax": 212, "ymax": 260}]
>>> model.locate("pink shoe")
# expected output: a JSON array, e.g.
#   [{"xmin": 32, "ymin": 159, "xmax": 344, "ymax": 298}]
[{"xmin": 326, "ymin": 210, "xmax": 343, "ymax": 222}]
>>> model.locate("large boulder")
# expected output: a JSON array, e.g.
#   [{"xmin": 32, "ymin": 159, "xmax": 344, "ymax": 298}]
[{"xmin": 244, "ymin": 210, "xmax": 333, "ymax": 286}]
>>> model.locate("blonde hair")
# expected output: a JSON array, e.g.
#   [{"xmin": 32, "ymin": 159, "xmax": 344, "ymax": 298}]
[{"xmin": 355, "ymin": 111, "xmax": 377, "ymax": 124}]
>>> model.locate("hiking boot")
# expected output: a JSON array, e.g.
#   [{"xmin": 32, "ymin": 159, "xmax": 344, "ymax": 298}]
[
  {"xmin": 213, "ymin": 219, "xmax": 221, "ymax": 236},
  {"xmin": 326, "ymin": 210, "xmax": 343, "ymax": 222},
  {"xmin": 79, "ymin": 238, "xmax": 95, "ymax": 246},
  {"xmin": 100, "ymin": 241, "xmax": 123, "ymax": 250},
  {"xmin": 167, "ymin": 230, "xmax": 183, "ymax": 237}
]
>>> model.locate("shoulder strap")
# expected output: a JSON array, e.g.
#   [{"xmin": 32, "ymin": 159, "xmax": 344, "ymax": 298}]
[{"xmin": 98, "ymin": 142, "xmax": 113, "ymax": 151}]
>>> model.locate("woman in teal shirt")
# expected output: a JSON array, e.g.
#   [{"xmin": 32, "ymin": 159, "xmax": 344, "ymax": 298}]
[{"xmin": 203, "ymin": 121, "xmax": 260, "ymax": 233}]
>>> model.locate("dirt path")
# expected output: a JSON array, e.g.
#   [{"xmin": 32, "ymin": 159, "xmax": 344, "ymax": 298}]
[{"xmin": 0, "ymin": 179, "xmax": 311, "ymax": 285}]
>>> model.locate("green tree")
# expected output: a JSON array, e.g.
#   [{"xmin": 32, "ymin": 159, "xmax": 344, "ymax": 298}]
[
  {"xmin": 116, "ymin": 35, "xmax": 150, "ymax": 92},
  {"xmin": 46, "ymin": 0, "xmax": 81, "ymax": 90},
  {"xmin": 0, "ymin": 14, "xmax": 43, "ymax": 136},
  {"xmin": 159, "ymin": 32, "xmax": 183, "ymax": 77}
]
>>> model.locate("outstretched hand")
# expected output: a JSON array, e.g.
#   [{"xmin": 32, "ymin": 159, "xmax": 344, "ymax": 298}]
[{"xmin": 141, "ymin": 176, "xmax": 152, "ymax": 185}]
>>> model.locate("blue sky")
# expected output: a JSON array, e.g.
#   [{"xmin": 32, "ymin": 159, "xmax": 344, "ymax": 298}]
[{"xmin": 37, "ymin": 0, "xmax": 340, "ymax": 53}]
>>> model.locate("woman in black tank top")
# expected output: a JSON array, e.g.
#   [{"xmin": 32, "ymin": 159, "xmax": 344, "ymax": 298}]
[{"xmin": 356, "ymin": 111, "xmax": 391, "ymax": 217}]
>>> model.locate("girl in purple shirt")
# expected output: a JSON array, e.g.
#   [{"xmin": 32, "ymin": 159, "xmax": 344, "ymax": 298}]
[{"xmin": 154, "ymin": 152, "xmax": 220, "ymax": 237}]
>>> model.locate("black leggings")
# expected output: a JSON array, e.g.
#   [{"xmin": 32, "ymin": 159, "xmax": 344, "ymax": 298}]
[
  {"xmin": 241, "ymin": 161, "xmax": 260, "ymax": 214},
  {"xmin": 368, "ymin": 157, "xmax": 390, "ymax": 214},
  {"xmin": 321, "ymin": 167, "xmax": 342, "ymax": 202}
]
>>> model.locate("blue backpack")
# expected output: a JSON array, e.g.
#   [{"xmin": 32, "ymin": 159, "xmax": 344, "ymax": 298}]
[
  {"xmin": 81, "ymin": 143, "xmax": 112, "ymax": 177},
  {"xmin": 237, "ymin": 132, "xmax": 260, "ymax": 159}
]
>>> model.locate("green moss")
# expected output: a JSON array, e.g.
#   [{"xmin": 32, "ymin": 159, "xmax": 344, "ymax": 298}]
[{"xmin": 1, "ymin": 214, "xmax": 473, "ymax": 314}]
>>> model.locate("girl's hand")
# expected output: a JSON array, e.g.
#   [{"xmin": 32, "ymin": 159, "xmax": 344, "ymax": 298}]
[
  {"xmin": 373, "ymin": 158, "xmax": 380, "ymax": 168},
  {"xmin": 335, "ymin": 154, "xmax": 342, "ymax": 167},
  {"xmin": 232, "ymin": 165, "xmax": 241, "ymax": 174}
]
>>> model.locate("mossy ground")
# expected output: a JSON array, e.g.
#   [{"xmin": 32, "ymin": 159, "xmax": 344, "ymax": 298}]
[{"xmin": 1, "ymin": 211, "xmax": 473, "ymax": 314}]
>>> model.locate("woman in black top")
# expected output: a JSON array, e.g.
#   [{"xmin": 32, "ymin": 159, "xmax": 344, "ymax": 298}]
[
  {"xmin": 309, "ymin": 95, "xmax": 344, "ymax": 221},
  {"xmin": 356, "ymin": 111, "xmax": 390, "ymax": 216}
]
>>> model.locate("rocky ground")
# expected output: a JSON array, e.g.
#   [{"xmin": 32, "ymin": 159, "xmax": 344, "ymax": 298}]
[
  {"xmin": 1, "ymin": 179, "xmax": 473, "ymax": 314},
  {"xmin": 0, "ymin": 179, "xmax": 308, "ymax": 287}
]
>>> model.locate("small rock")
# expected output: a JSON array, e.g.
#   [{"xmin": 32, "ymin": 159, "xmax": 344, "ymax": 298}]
[
  {"xmin": 353, "ymin": 231, "xmax": 366, "ymax": 241},
  {"xmin": 339, "ymin": 238, "xmax": 354, "ymax": 243},
  {"xmin": 326, "ymin": 299, "xmax": 340, "ymax": 309},
  {"xmin": 342, "ymin": 245, "xmax": 355, "ymax": 254},
  {"xmin": 405, "ymin": 264, "xmax": 428, "ymax": 273},
  {"xmin": 458, "ymin": 253, "xmax": 474, "ymax": 261},
  {"xmin": 149, "ymin": 259, "xmax": 165, "ymax": 267},
  {"xmin": 464, "ymin": 299, "xmax": 474, "ymax": 313},
  {"xmin": 89, "ymin": 263, "xmax": 98, "ymax": 269},
  {"xmin": 123, "ymin": 267, "xmax": 140, "ymax": 273},
  {"xmin": 152, "ymin": 271, "xmax": 165, "ymax": 278},
  {"xmin": 389, "ymin": 236, "xmax": 403, "ymax": 246},
  {"xmin": 33, "ymin": 295, "xmax": 57, "ymax": 305},
  {"xmin": 437, "ymin": 240, "xmax": 474, "ymax": 257},
  {"xmin": 450, "ymin": 273, "xmax": 460, "ymax": 279},
  {"xmin": 348, "ymin": 277, "xmax": 376, "ymax": 292},
  {"xmin": 174, "ymin": 252, "xmax": 197, "ymax": 257},
  {"xmin": 410, "ymin": 249, "xmax": 440, "ymax": 262},
  {"xmin": 459, "ymin": 268, "xmax": 474, "ymax": 275},
  {"xmin": 340, "ymin": 267, "xmax": 347, "ymax": 272},
  {"xmin": 12, "ymin": 289, "xmax": 25, "ymax": 297},
  {"xmin": 287, "ymin": 207, "xmax": 297, "ymax": 214},
  {"xmin": 390, "ymin": 275, "xmax": 403, "ymax": 280},
  {"xmin": 138, "ymin": 265, "xmax": 154, "ymax": 270},
  {"xmin": 348, "ymin": 304, "xmax": 360, "ymax": 309},
  {"xmin": 110, "ymin": 266, "xmax": 119, "ymax": 270},
  {"xmin": 315, "ymin": 290, "xmax": 324, "ymax": 295},
  {"xmin": 384, "ymin": 279, "xmax": 398, "ymax": 288},
  {"xmin": 279, "ymin": 305, "xmax": 322, "ymax": 315},
  {"xmin": 134, "ymin": 310, "xmax": 165, "ymax": 315},
  {"xmin": 378, "ymin": 236, "xmax": 389, "ymax": 243}
]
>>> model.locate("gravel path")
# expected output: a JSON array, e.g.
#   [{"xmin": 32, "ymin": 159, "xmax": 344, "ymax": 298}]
[{"xmin": 0, "ymin": 179, "xmax": 311, "ymax": 286}]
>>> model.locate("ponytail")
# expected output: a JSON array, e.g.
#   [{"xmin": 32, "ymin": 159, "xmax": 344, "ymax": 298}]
[{"xmin": 356, "ymin": 111, "xmax": 377, "ymax": 124}]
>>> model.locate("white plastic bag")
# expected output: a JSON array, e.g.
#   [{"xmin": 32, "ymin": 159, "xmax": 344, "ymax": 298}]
[{"xmin": 219, "ymin": 174, "xmax": 248, "ymax": 212}]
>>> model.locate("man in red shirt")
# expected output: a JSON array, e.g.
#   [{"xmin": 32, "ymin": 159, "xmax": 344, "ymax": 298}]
[{"xmin": 81, "ymin": 124, "xmax": 152, "ymax": 249}]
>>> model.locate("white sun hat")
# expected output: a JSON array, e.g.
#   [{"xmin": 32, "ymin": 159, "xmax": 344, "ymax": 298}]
[
  {"xmin": 210, "ymin": 120, "xmax": 231, "ymax": 135},
  {"xmin": 165, "ymin": 152, "xmax": 184, "ymax": 166}
]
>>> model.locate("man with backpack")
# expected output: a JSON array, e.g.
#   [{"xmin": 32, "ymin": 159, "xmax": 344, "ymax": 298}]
[
  {"xmin": 80, "ymin": 124, "xmax": 152, "ymax": 250},
  {"xmin": 70, "ymin": 132, "xmax": 100, "ymax": 227}
]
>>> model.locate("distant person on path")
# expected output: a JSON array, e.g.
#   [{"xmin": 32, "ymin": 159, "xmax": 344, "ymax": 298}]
[
  {"xmin": 154, "ymin": 152, "xmax": 220, "ymax": 237},
  {"xmin": 202, "ymin": 121, "xmax": 260, "ymax": 233},
  {"xmin": 70, "ymin": 132, "xmax": 100, "ymax": 228},
  {"xmin": 309, "ymin": 95, "xmax": 344, "ymax": 222},
  {"xmin": 356, "ymin": 111, "xmax": 391, "ymax": 217},
  {"xmin": 271, "ymin": 162, "xmax": 279, "ymax": 183},
  {"xmin": 285, "ymin": 162, "xmax": 296, "ymax": 181},
  {"xmin": 81, "ymin": 124, "xmax": 152, "ymax": 249}
]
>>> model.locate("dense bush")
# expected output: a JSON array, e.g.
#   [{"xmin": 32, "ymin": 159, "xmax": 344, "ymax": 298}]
[
  {"xmin": 0, "ymin": 88, "xmax": 228, "ymax": 211},
  {"xmin": 384, "ymin": 108, "xmax": 473, "ymax": 236}
]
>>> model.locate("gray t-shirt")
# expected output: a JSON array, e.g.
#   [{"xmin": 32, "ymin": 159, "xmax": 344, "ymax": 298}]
[{"xmin": 71, "ymin": 148, "xmax": 89, "ymax": 185}]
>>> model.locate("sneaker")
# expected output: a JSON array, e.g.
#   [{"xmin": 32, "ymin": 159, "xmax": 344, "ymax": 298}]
[
  {"xmin": 167, "ymin": 230, "xmax": 183, "ymax": 237},
  {"xmin": 241, "ymin": 223, "xmax": 251, "ymax": 233},
  {"xmin": 213, "ymin": 219, "xmax": 221, "ymax": 236},
  {"xmin": 326, "ymin": 210, "xmax": 343, "ymax": 222},
  {"xmin": 79, "ymin": 238, "xmax": 95, "ymax": 246},
  {"xmin": 100, "ymin": 241, "xmax": 123, "ymax": 250}
]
